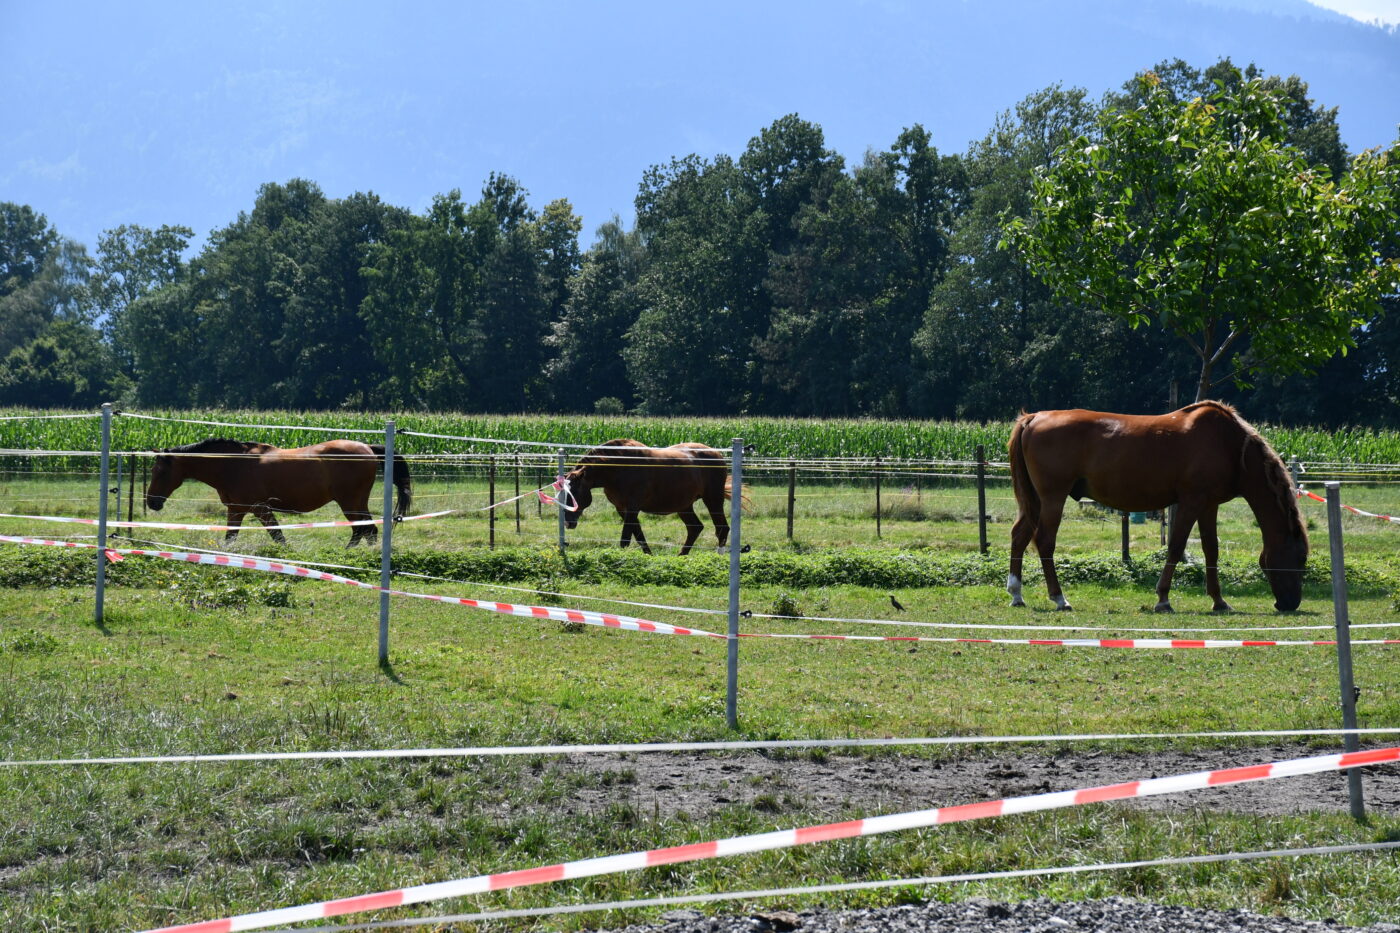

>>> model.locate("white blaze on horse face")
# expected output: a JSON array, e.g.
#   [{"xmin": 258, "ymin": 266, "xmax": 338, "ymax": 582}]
[{"xmin": 1007, "ymin": 573, "xmax": 1024, "ymax": 607}]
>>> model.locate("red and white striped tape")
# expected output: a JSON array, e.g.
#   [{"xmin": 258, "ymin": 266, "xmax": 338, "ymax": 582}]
[
  {"xmin": 738, "ymin": 632, "xmax": 1400, "ymax": 648},
  {"xmin": 138, "ymin": 744, "xmax": 1400, "ymax": 933},
  {"xmin": 1299, "ymin": 489, "xmax": 1400, "ymax": 525},
  {"xmin": 3, "ymin": 536, "xmax": 1396, "ymax": 649},
  {"xmin": 0, "ymin": 536, "xmax": 721, "ymax": 638},
  {"xmin": 0, "ymin": 510, "xmax": 455, "ymax": 532}
]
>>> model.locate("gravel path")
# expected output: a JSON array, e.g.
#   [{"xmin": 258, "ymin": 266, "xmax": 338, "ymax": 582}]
[
  {"xmin": 555, "ymin": 745, "xmax": 1400, "ymax": 933},
  {"xmin": 562, "ymin": 744, "xmax": 1400, "ymax": 821},
  {"xmin": 597, "ymin": 899, "xmax": 1400, "ymax": 933}
]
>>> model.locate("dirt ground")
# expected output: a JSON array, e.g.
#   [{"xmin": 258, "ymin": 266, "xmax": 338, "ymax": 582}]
[{"xmin": 556, "ymin": 744, "xmax": 1400, "ymax": 821}]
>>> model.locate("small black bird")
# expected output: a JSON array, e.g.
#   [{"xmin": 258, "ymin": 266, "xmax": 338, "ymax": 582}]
[{"xmin": 889, "ymin": 594, "xmax": 906, "ymax": 612}]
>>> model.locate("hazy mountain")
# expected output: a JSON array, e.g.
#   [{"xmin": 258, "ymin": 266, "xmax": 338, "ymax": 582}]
[{"xmin": 3, "ymin": 0, "xmax": 1397, "ymax": 250}]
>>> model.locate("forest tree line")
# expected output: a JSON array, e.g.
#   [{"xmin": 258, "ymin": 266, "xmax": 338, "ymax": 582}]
[{"xmin": 2, "ymin": 58, "xmax": 1397, "ymax": 427}]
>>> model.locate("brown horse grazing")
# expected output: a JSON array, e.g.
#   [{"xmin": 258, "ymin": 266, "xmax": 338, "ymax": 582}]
[
  {"xmin": 144, "ymin": 438, "xmax": 413, "ymax": 547},
  {"xmin": 1007, "ymin": 402, "xmax": 1308, "ymax": 613},
  {"xmin": 563, "ymin": 439, "xmax": 735, "ymax": 554}
]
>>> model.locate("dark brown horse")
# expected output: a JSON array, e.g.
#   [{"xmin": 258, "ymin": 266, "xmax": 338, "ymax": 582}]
[
  {"xmin": 1007, "ymin": 402, "xmax": 1308, "ymax": 612},
  {"xmin": 563, "ymin": 439, "xmax": 735, "ymax": 554},
  {"xmin": 144, "ymin": 438, "xmax": 413, "ymax": 547}
]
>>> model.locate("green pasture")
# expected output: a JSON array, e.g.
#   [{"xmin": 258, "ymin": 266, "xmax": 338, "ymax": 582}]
[
  {"xmin": 2, "ymin": 463, "xmax": 1397, "ymax": 568},
  {"xmin": 3, "ymin": 409, "xmax": 1400, "ymax": 929},
  {"xmin": 3, "ymin": 575, "xmax": 1400, "ymax": 929}
]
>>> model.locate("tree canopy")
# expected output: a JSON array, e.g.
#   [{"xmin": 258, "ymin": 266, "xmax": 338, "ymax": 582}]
[
  {"xmin": 1006, "ymin": 69, "xmax": 1400, "ymax": 402},
  {"xmin": 3, "ymin": 57, "xmax": 1399, "ymax": 427}
]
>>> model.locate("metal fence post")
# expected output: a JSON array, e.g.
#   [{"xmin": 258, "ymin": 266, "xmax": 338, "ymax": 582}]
[
  {"xmin": 127, "ymin": 454, "xmax": 136, "ymax": 524},
  {"xmin": 488, "ymin": 455, "xmax": 496, "ymax": 550},
  {"xmin": 726, "ymin": 438, "xmax": 744, "ymax": 730},
  {"xmin": 557, "ymin": 449, "xmax": 567, "ymax": 558},
  {"xmin": 95, "ymin": 403, "xmax": 112, "ymax": 624},
  {"xmin": 1325, "ymin": 482, "xmax": 1365, "ymax": 820},
  {"xmin": 786, "ymin": 460, "xmax": 796, "ymax": 540},
  {"xmin": 378, "ymin": 421, "xmax": 396, "ymax": 667},
  {"xmin": 514, "ymin": 453, "xmax": 521, "ymax": 535},
  {"xmin": 874, "ymin": 456, "xmax": 882, "ymax": 539},
  {"xmin": 1121, "ymin": 512, "xmax": 1131, "ymax": 565},
  {"xmin": 976, "ymin": 444, "xmax": 988, "ymax": 555}
]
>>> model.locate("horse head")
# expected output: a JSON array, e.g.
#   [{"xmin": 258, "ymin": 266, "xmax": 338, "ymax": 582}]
[
  {"xmin": 563, "ymin": 467, "xmax": 591, "ymax": 529},
  {"xmin": 1242, "ymin": 432, "xmax": 1310, "ymax": 611},
  {"xmin": 1260, "ymin": 532, "xmax": 1308, "ymax": 612},
  {"xmin": 145, "ymin": 449, "xmax": 184, "ymax": 511}
]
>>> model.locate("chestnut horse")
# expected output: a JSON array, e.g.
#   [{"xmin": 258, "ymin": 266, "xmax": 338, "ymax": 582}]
[
  {"xmin": 1007, "ymin": 402, "xmax": 1307, "ymax": 613},
  {"xmin": 144, "ymin": 438, "xmax": 413, "ymax": 547},
  {"xmin": 564, "ymin": 439, "xmax": 734, "ymax": 554}
]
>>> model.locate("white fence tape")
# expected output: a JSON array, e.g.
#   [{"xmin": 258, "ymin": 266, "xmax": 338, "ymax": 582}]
[
  {"xmin": 138, "ymin": 744, "xmax": 1400, "ymax": 933},
  {"xmin": 9, "ymin": 728, "xmax": 1400, "ymax": 769}
]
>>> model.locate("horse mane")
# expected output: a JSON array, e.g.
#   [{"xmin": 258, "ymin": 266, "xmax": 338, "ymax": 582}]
[
  {"xmin": 578, "ymin": 438, "xmax": 649, "ymax": 469},
  {"xmin": 163, "ymin": 438, "xmax": 268, "ymax": 455},
  {"xmin": 1218, "ymin": 406, "xmax": 1307, "ymax": 541}
]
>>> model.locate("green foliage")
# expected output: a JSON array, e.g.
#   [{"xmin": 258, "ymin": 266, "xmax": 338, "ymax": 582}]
[
  {"xmin": 1006, "ymin": 69, "xmax": 1400, "ymax": 401},
  {"xmin": 162, "ymin": 577, "xmax": 294, "ymax": 611}
]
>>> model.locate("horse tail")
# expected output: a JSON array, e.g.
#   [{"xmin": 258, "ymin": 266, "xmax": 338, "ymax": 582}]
[
  {"xmin": 1008, "ymin": 413, "xmax": 1040, "ymax": 526},
  {"xmin": 723, "ymin": 476, "xmax": 753, "ymax": 512},
  {"xmin": 369, "ymin": 445, "xmax": 414, "ymax": 520}
]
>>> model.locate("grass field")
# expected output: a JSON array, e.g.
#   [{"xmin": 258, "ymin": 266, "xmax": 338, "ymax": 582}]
[
  {"xmin": 3, "ymin": 413, "xmax": 1400, "ymax": 930},
  {"xmin": 3, "ymin": 573, "xmax": 1400, "ymax": 929}
]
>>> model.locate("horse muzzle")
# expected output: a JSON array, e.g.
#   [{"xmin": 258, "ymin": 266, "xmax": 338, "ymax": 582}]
[
  {"xmin": 564, "ymin": 516, "xmax": 579, "ymax": 530},
  {"xmin": 145, "ymin": 495, "xmax": 166, "ymax": 511}
]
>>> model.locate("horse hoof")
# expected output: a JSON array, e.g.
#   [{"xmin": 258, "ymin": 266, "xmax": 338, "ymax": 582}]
[
  {"xmin": 1055, "ymin": 603, "xmax": 1073, "ymax": 612},
  {"xmin": 1009, "ymin": 598, "xmax": 1025, "ymax": 608},
  {"xmin": 1154, "ymin": 602, "xmax": 1174, "ymax": 613},
  {"xmin": 1212, "ymin": 602, "xmax": 1233, "ymax": 614}
]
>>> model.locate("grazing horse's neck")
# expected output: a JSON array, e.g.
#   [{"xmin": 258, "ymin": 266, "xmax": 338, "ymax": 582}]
[{"xmin": 1238, "ymin": 440, "xmax": 1302, "ymax": 546}]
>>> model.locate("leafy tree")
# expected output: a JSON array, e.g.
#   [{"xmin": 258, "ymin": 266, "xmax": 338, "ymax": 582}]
[
  {"xmin": 1006, "ymin": 71, "xmax": 1400, "ymax": 402},
  {"xmin": 0, "ymin": 320, "xmax": 126, "ymax": 408},
  {"xmin": 1113, "ymin": 57, "xmax": 1349, "ymax": 179},
  {"xmin": 913, "ymin": 85, "xmax": 1181, "ymax": 419},
  {"xmin": 363, "ymin": 175, "xmax": 569, "ymax": 411},
  {"xmin": 546, "ymin": 217, "xmax": 646, "ymax": 411},
  {"xmin": 0, "ymin": 203, "xmax": 59, "ymax": 297},
  {"xmin": 94, "ymin": 223, "xmax": 194, "ymax": 375}
]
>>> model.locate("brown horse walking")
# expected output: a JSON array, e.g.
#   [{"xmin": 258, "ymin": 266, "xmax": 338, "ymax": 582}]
[
  {"xmin": 563, "ymin": 439, "xmax": 735, "ymax": 554},
  {"xmin": 144, "ymin": 438, "xmax": 413, "ymax": 547},
  {"xmin": 1007, "ymin": 402, "xmax": 1307, "ymax": 612}
]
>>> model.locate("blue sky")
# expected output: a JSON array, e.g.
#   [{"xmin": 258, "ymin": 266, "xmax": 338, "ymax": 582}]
[{"xmin": 4, "ymin": 0, "xmax": 1398, "ymax": 254}]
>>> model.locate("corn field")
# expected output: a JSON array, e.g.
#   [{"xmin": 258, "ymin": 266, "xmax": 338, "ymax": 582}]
[{"xmin": 3, "ymin": 408, "xmax": 1400, "ymax": 470}]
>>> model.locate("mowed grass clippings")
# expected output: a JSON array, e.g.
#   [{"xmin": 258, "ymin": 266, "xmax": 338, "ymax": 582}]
[{"xmin": 3, "ymin": 582, "xmax": 1400, "ymax": 929}]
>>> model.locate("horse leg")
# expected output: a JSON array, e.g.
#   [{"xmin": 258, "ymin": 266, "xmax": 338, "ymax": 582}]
[
  {"xmin": 677, "ymin": 507, "xmax": 703, "ymax": 555},
  {"xmin": 339, "ymin": 501, "xmax": 376, "ymax": 548},
  {"xmin": 254, "ymin": 507, "xmax": 287, "ymax": 546},
  {"xmin": 628, "ymin": 511, "xmax": 652, "ymax": 555},
  {"xmin": 1155, "ymin": 501, "xmax": 1200, "ymax": 613},
  {"xmin": 223, "ymin": 507, "xmax": 249, "ymax": 547},
  {"xmin": 1032, "ymin": 495, "xmax": 1071, "ymax": 610},
  {"xmin": 1198, "ymin": 505, "xmax": 1230, "ymax": 612},
  {"xmin": 703, "ymin": 492, "xmax": 729, "ymax": 550},
  {"xmin": 1008, "ymin": 503, "xmax": 1039, "ymax": 608},
  {"xmin": 617, "ymin": 508, "xmax": 651, "ymax": 554}
]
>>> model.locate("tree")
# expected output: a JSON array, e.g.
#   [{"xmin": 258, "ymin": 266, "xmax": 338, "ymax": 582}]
[
  {"xmin": 1007, "ymin": 71, "xmax": 1400, "ymax": 402},
  {"xmin": 94, "ymin": 223, "xmax": 194, "ymax": 375},
  {"xmin": 546, "ymin": 217, "xmax": 645, "ymax": 411}
]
